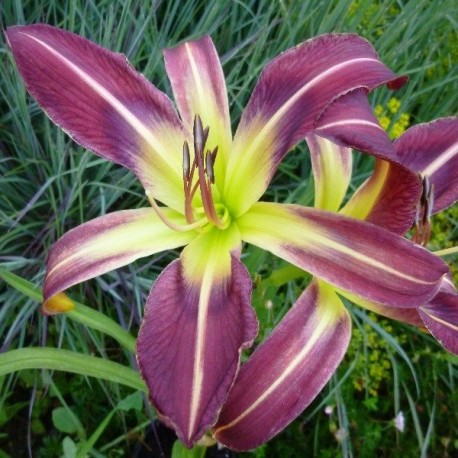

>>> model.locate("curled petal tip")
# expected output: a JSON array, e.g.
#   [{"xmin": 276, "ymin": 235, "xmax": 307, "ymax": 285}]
[
  {"xmin": 387, "ymin": 74, "xmax": 409, "ymax": 90},
  {"xmin": 43, "ymin": 292, "xmax": 75, "ymax": 315}
]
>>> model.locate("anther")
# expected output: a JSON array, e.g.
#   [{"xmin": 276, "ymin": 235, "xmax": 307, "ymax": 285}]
[
  {"xmin": 203, "ymin": 126, "xmax": 210, "ymax": 146},
  {"xmin": 210, "ymin": 146, "xmax": 218, "ymax": 163},
  {"xmin": 413, "ymin": 176, "xmax": 435, "ymax": 246},
  {"xmin": 193, "ymin": 115, "xmax": 206, "ymax": 155},
  {"xmin": 205, "ymin": 150, "xmax": 215, "ymax": 184},
  {"xmin": 183, "ymin": 141, "xmax": 190, "ymax": 179}
]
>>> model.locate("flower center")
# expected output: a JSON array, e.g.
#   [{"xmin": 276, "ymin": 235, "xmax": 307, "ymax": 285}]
[
  {"xmin": 146, "ymin": 115, "xmax": 230, "ymax": 233},
  {"xmin": 182, "ymin": 115, "xmax": 230, "ymax": 231}
]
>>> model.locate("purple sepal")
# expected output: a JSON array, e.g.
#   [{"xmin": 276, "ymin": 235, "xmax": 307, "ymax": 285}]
[{"xmin": 214, "ymin": 281, "xmax": 351, "ymax": 450}]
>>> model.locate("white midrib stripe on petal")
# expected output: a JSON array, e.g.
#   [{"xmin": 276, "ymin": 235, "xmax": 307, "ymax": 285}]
[
  {"xmin": 421, "ymin": 308, "xmax": 458, "ymax": 332},
  {"xmin": 187, "ymin": 264, "xmax": 213, "ymax": 439},
  {"xmin": 240, "ymin": 206, "xmax": 442, "ymax": 286},
  {"xmin": 316, "ymin": 119, "xmax": 385, "ymax": 131},
  {"xmin": 245, "ymin": 58, "xmax": 381, "ymax": 158},
  {"xmin": 20, "ymin": 32, "xmax": 175, "ymax": 167},
  {"xmin": 421, "ymin": 141, "xmax": 458, "ymax": 177},
  {"xmin": 185, "ymin": 43, "xmax": 207, "ymax": 115},
  {"xmin": 299, "ymin": 229, "xmax": 439, "ymax": 286},
  {"xmin": 216, "ymin": 301, "xmax": 336, "ymax": 431}
]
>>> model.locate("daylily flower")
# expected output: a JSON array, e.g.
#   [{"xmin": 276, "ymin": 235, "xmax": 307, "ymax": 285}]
[
  {"xmin": 339, "ymin": 117, "xmax": 458, "ymax": 354},
  {"xmin": 214, "ymin": 109, "xmax": 457, "ymax": 450},
  {"xmin": 309, "ymin": 108, "xmax": 458, "ymax": 350},
  {"xmin": 6, "ymin": 25, "xmax": 449, "ymax": 448}
]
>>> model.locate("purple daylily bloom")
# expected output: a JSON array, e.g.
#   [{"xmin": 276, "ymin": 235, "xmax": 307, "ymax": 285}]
[{"xmin": 6, "ymin": 25, "xmax": 450, "ymax": 448}]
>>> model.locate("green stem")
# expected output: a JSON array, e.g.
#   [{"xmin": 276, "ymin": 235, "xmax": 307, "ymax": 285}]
[
  {"xmin": 0, "ymin": 268, "xmax": 136, "ymax": 353},
  {"xmin": 433, "ymin": 246, "xmax": 458, "ymax": 257},
  {"xmin": 0, "ymin": 348, "xmax": 146, "ymax": 392}
]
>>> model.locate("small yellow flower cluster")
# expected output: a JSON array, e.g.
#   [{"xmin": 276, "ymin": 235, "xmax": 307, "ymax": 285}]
[
  {"xmin": 348, "ymin": 313, "xmax": 407, "ymax": 397},
  {"xmin": 374, "ymin": 97, "xmax": 410, "ymax": 139}
]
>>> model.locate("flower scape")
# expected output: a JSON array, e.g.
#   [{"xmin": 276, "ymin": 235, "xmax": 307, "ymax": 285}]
[{"xmin": 6, "ymin": 24, "xmax": 458, "ymax": 450}]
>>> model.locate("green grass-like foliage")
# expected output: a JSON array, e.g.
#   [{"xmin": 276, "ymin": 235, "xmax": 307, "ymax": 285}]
[{"xmin": 0, "ymin": 0, "xmax": 457, "ymax": 456}]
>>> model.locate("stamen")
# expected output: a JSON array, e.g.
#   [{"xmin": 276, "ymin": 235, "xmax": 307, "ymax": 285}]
[
  {"xmin": 183, "ymin": 141, "xmax": 190, "ymax": 180},
  {"xmin": 205, "ymin": 150, "xmax": 215, "ymax": 184},
  {"xmin": 412, "ymin": 176, "xmax": 434, "ymax": 246},
  {"xmin": 193, "ymin": 115, "xmax": 206, "ymax": 156},
  {"xmin": 210, "ymin": 146, "xmax": 218, "ymax": 163},
  {"xmin": 203, "ymin": 126, "xmax": 210, "ymax": 146},
  {"xmin": 181, "ymin": 115, "xmax": 230, "ymax": 230},
  {"xmin": 146, "ymin": 191, "xmax": 208, "ymax": 232}
]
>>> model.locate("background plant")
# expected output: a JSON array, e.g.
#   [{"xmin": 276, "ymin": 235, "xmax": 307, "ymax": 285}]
[{"xmin": 0, "ymin": 0, "xmax": 457, "ymax": 456}]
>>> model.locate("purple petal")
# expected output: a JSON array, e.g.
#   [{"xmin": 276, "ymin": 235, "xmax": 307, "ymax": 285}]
[
  {"xmin": 225, "ymin": 34, "xmax": 407, "ymax": 216},
  {"xmin": 6, "ymin": 24, "xmax": 187, "ymax": 211},
  {"xmin": 314, "ymin": 88, "xmax": 395, "ymax": 160},
  {"xmin": 136, "ymin": 254, "xmax": 258, "ymax": 446},
  {"xmin": 341, "ymin": 158, "xmax": 422, "ymax": 234},
  {"xmin": 43, "ymin": 208, "xmax": 194, "ymax": 313},
  {"xmin": 394, "ymin": 117, "xmax": 458, "ymax": 214},
  {"xmin": 164, "ymin": 36, "xmax": 232, "ymax": 186},
  {"xmin": 213, "ymin": 280, "xmax": 351, "ymax": 450},
  {"xmin": 238, "ymin": 202, "xmax": 448, "ymax": 307},
  {"xmin": 419, "ymin": 276, "xmax": 458, "ymax": 355},
  {"xmin": 312, "ymin": 88, "xmax": 421, "ymax": 234}
]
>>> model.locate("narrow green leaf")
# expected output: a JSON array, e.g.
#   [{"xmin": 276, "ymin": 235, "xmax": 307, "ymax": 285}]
[
  {"xmin": 0, "ymin": 348, "xmax": 146, "ymax": 393},
  {"xmin": 68, "ymin": 303, "xmax": 136, "ymax": 353},
  {"xmin": 404, "ymin": 384, "xmax": 424, "ymax": 448},
  {"xmin": 0, "ymin": 268, "xmax": 136, "ymax": 352},
  {"xmin": 421, "ymin": 402, "xmax": 436, "ymax": 458},
  {"xmin": 0, "ymin": 267, "xmax": 42, "ymax": 301},
  {"xmin": 76, "ymin": 410, "xmax": 116, "ymax": 458}
]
